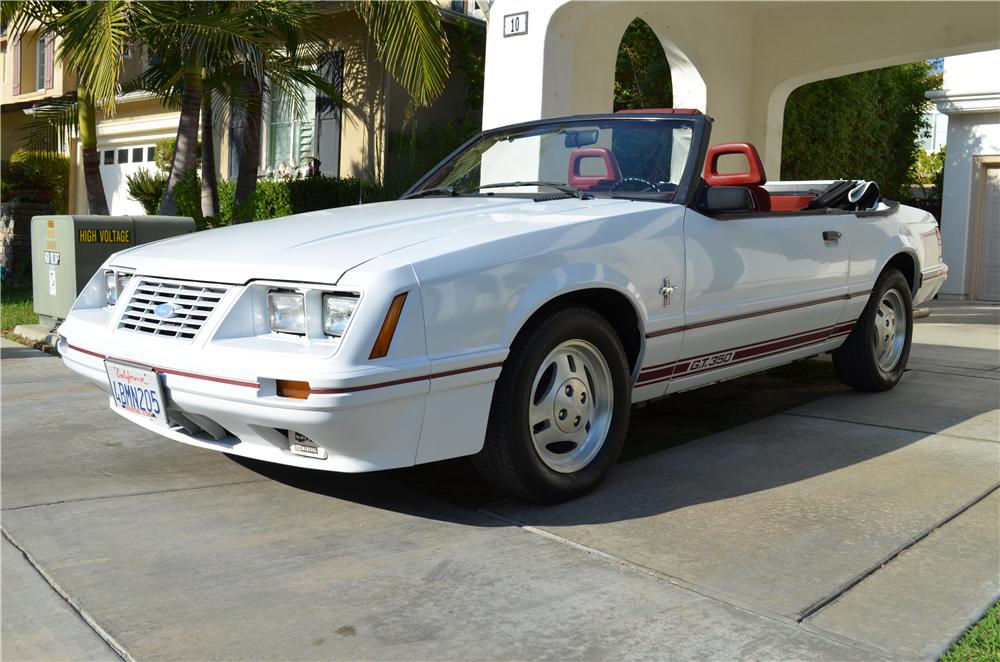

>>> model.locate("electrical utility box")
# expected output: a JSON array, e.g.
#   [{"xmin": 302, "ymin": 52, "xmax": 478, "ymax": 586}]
[{"xmin": 31, "ymin": 215, "xmax": 195, "ymax": 327}]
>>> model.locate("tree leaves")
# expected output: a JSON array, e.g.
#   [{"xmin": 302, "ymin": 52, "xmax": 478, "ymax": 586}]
[
  {"xmin": 354, "ymin": 0, "xmax": 450, "ymax": 108},
  {"xmin": 614, "ymin": 19, "xmax": 672, "ymax": 112},
  {"xmin": 781, "ymin": 63, "xmax": 941, "ymax": 198}
]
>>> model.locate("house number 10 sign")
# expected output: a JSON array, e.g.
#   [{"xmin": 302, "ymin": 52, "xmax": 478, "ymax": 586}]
[{"xmin": 503, "ymin": 12, "xmax": 528, "ymax": 37}]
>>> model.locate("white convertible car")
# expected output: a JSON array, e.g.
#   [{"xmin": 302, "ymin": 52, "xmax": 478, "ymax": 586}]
[{"xmin": 59, "ymin": 110, "xmax": 947, "ymax": 503}]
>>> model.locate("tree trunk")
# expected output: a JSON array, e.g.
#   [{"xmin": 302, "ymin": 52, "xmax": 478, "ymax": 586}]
[
  {"xmin": 160, "ymin": 66, "xmax": 204, "ymax": 216},
  {"xmin": 233, "ymin": 77, "xmax": 263, "ymax": 223},
  {"xmin": 200, "ymin": 93, "xmax": 219, "ymax": 218},
  {"xmin": 78, "ymin": 88, "xmax": 109, "ymax": 215}
]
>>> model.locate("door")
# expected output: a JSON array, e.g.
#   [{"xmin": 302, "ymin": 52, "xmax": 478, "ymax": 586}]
[
  {"xmin": 974, "ymin": 165, "xmax": 1000, "ymax": 302},
  {"xmin": 676, "ymin": 208, "xmax": 850, "ymax": 383}
]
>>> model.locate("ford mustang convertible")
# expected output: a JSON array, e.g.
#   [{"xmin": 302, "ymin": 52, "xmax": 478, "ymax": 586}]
[{"xmin": 59, "ymin": 109, "xmax": 947, "ymax": 503}]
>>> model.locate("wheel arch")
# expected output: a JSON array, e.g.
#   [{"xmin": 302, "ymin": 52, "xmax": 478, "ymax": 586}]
[
  {"xmin": 881, "ymin": 251, "xmax": 918, "ymax": 293},
  {"xmin": 505, "ymin": 280, "xmax": 646, "ymax": 374}
]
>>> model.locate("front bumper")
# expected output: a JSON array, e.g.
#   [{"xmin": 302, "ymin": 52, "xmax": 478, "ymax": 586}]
[{"xmin": 59, "ymin": 335, "xmax": 503, "ymax": 473}]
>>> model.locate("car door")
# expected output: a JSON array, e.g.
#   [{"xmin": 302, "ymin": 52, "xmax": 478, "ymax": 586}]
[{"xmin": 673, "ymin": 207, "xmax": 850, "ymax": 387}]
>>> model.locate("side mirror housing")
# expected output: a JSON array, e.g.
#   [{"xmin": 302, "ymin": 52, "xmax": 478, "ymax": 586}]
[{"xmin": 702, "ymin": 186, "xmax": 754, "ymax": 214}]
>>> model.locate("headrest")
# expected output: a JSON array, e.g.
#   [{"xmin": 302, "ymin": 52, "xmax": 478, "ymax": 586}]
[
  {"xmin": 567, "ymin": 147, "xmax": 621, "ymax": 188},
  {"xmin": 704, "ymin": 143, "xmax": 766, "ymax": 187}
]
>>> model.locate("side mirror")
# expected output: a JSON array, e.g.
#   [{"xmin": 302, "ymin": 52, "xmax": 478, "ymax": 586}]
[{"xmin": 703, "ymin": 186, "xmax": 754, "ymax": 214}]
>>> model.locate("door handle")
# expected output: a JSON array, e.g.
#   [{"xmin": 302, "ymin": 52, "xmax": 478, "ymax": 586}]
[{"xmin": 823, "ymin": 230, "xmax": 842, "ymax": 242}]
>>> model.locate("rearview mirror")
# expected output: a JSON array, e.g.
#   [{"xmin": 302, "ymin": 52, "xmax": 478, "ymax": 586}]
[
  {"xmin": 564, "ymin": 129, "xmax": 599, "ymax": 148},
  {"xmin": 703, "ymin": 186, "xmax": 754, "ymax": 214}
]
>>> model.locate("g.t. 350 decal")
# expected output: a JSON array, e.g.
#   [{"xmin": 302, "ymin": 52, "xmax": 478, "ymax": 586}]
[{"xmin": 688, "ymin": 351, "xmax": 735, "ymax": 371}]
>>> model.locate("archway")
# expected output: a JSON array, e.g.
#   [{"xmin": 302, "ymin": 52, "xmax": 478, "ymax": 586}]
[{"xmin": 613, "ymin": 18, "xmax": 672, "ymax": 111}]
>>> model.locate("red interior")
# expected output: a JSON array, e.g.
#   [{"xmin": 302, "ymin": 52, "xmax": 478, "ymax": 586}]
[
  {"xmin": 615, "ymin": 108, "xmax": 703, "ymax": 115},
  {"xmin": 704, "ymin": 143, "xmax": 770, "ymax": 211},
  {"xmin": 567, "ymin": 147, "xmax": 621, "ymax": 189},
  {"xmin": 769, "ymin": 194, "xmax": 815, "ymax": 211}
]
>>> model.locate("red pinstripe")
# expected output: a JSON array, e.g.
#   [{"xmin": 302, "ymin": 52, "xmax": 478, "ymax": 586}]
[{"xmin": 636, "ymin": 320, "xmax": 856, "ymax": 387}]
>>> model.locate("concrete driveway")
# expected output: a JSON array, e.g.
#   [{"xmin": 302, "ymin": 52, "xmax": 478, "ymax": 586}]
[{"xmin": 3, "ymin": 302, "xmax": 998, "ymax": 661}]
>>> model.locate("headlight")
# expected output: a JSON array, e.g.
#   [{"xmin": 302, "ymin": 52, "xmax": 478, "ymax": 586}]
[
  {"xmin": 104, "ymin": 270, "xmax": 132, "ymax": 306},
  {"xmin": 268, "ymin": 290, "xmax": 306, "ymax": 335},
  {"xmin": 322, "ymin": 294, "xmax": 359, "ymax": 337}
]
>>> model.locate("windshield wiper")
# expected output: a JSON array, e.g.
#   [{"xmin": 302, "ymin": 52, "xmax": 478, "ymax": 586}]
[
  {"xmin": 404, "ymin": 186, "xmax": 459, "ymax": 199},
  {"xmin": 475, "ymin": 181, "xmax": 593, "ymax": 200}
]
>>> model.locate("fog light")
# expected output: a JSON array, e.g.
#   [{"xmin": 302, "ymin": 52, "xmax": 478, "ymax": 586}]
[{"xmin": 288, "ymin": 431, "xmax": 328, "ymax": 459}]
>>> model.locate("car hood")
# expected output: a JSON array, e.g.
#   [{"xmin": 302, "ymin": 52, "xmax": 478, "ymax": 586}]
[{"xmin": 111, "ymin": 197, "xmax": 629, "ymax": 285}]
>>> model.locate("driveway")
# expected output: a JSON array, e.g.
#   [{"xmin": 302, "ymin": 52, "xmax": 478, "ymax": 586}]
[{"xmin": 3, "ymin": 302, "xmax": 998, "ymax": 661}]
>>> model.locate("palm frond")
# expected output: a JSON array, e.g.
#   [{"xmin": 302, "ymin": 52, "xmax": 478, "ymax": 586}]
[
  {"xmin": 52, "ymin": 0, "xmax": 131, "ymax": 112},
  {"xmin": 17, "ymin": 94, "xmax": 80, "ymax": 153},
  {"xmin": 354, "ymin": 0, "xmax": 450, "ymax": 107}
]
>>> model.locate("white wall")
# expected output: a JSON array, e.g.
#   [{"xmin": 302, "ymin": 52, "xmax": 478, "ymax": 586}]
[
  {"xmin": 938, "ymin": 112, "xmax": 1000, "ymax": 297},
  {"xmin": 933, "ymin": 49, "xmax": 1000, "ymax": 297},
  {"xmin": 943, "ymin": 50, "xmax": 1000, "ymax": 94}
]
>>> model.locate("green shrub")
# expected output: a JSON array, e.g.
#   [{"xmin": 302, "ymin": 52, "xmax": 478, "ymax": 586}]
[
  {"xmin": 908, "ymin": 146, "xmax": 946, "ymax": 200},
  {"xmin": 153, "ymin": 138, "xmax": 200, "ymax": 173},
  {"xmin": 1, "ymin": 149, "xmax": 70, "ymax": 213},
  {"xmin": 215, "ymin": 176, "xmax": 388, "ymax": 224},
  {"xmin": 157, "ymin": 170, "xmax": 203, "ymax": 221},
  {"xmin": 125, "ymin": 169, "xmax": 168, "ymax": 215}
]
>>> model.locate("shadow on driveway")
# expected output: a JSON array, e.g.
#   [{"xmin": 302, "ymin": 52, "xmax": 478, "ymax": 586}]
[{"xmin": 229, "ymin": 345, "xmax": 998, "ymax": 530}]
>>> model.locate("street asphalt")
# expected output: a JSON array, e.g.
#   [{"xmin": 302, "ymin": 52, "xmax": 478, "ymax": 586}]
[{"xmin": 2, "ymin": 301, "xmax": 998, "ymax": 661}]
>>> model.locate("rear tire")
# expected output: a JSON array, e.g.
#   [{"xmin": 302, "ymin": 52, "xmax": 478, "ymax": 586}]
[
  {"xmin": 833, "ymin": 269, "xmax": 912, "ymax": 392},
  {"xmin": 473, "ymin": 307, "xmax": 630, "ymax": 504}
]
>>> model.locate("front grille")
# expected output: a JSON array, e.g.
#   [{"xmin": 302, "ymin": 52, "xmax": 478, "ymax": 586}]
[{"xmin": 118, "ymin": 278, "xmax": 230, "ymax": 340}]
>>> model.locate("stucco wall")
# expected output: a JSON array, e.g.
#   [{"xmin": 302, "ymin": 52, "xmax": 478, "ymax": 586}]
[
  {"xmin": 939, "ymin": 112, "xmax": 1000, "ymax": 297},
  {"xmin": 934, "ymin": 49, "xmax": 1000, "ymax": 298}
]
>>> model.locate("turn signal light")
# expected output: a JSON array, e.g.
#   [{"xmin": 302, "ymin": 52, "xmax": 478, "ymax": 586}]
[
  {"xmin": 369, "ymin": 292, "xmax": 408, "ymax": 360},
  {"xmin": 276, "ymin": 380, "xmax": 311, "ymax": 399}
]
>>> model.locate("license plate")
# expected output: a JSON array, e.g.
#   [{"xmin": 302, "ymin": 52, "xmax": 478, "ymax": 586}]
[{"xmin": 105, "ymin": 360, "xmax": 168, "ymax": 425}]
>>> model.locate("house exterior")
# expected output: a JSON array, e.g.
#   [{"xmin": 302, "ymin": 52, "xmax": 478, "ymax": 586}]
[
  {"xmin": 927, "ymin": 49, "xmax": 1000, "ymax": 301},
  {"xmin": 0, "ymin": 2, "xmax": 484, "ymax": 216}
]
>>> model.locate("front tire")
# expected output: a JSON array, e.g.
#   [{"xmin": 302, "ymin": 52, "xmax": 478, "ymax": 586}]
[
  {"xmin": 833, "ymin": 269, "xmax": 913, "ymax": 391},
  {"xmin": 473, "ymin": 307, "xmax": 631, "ymax": 504}
]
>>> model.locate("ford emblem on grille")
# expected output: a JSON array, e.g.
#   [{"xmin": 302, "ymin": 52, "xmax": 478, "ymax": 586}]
[{"xmin": 154, "ymin": 303, "xmax": 177, "ymax": 318}]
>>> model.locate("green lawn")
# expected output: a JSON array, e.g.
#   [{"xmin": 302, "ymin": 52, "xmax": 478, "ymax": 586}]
[
  {"xmin": 941, "ymin": 601, "xmax": 1000, "ymax": 662},
  {"xmin": 1, "ymin": 278, "xmax": 37, "ymax": 332}
]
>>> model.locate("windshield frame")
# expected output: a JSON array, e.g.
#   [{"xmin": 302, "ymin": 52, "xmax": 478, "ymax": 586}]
[{"xmin": 403, "ymin": 112, "xmax": 713, "ymax": 207}]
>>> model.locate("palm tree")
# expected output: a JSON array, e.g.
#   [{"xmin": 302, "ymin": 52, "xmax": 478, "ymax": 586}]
[
  {"xmin": 127, "ymin": 3, "xmax": 341, "ymax": 219},
  {"xmin": 2, "ymin": 0, "xmax": 128, "ymax": 215},
  {"xmin": 230, "ymin": 0, "xmax": 452, "ymax": 220},
  {"xmin": 28, "ymin": 0, "xmax": 452, "ymax": 219}
]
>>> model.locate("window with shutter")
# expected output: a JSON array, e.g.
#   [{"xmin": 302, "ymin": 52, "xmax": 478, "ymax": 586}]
[
  {"xmin": 12, "ymin": 36, "xmax": 21, "ymax": 96},
  {"xmin": 314, "ymin": 51, "xmax": 344, "ymax": 177},
  {"xmin": 264, "ymin": 83, "xmax": 317, "ymax": 174},
  {"xmin": 44, "ymin": 34, "xmax": 55, "ymax": 90},
  {"xmin": 36, "ymin": 35, "xmax": 47, "ymax": 91}
]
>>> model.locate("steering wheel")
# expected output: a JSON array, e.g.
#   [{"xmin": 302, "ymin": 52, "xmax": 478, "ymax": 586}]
[{"xmin": 610, "ymin": 177, "xmax": 655, "ymax": 192}]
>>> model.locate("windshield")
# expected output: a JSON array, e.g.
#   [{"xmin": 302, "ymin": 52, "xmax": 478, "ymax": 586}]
[{"xmin": 410, "ymin": 118, "xmax": 697, "ymax": 202}]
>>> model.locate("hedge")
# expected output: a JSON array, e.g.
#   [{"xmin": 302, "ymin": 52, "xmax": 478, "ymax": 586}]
[
  {"xmin": 127, "ymin": 173, "xmax": 389, "ymax": 226},
  {"xmin": 781, "ymin": 62, "xmax": 941, "ymax": 199},
  {"xmin": 215, "ymin": 176, "xmax": 389, "ymax": 225}
]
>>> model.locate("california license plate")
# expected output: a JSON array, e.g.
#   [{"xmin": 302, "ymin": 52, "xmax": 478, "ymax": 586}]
[{"xmin": 105, "ymin": 360, "xmax": 168, "ymax": 425}]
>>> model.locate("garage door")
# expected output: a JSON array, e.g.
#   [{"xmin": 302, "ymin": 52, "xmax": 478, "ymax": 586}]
[
  {"xmin": 99, "ymin": 144, "xmax": 159, "ymax": 216},
  {"xmin": 975, "ymin": 165, "xmax": 1000, "ymax": 302}
]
